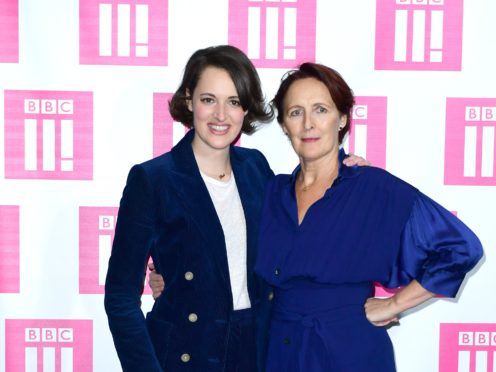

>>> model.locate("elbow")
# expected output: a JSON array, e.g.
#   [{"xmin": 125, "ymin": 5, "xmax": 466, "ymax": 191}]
[{"xmin": 466, "ymin": 235, "xmax": 484, "ymax": 270}]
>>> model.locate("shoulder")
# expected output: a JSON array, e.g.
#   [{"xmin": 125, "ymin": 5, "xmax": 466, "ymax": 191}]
[
  {"xmin": 232, "ymin": 146, "xmax": 268, "ymax": 162},
  {"xmin": 232, "ymin": 146, "xmax": 274, "ymax": 175},
  {"xmin": 355, "ymin": 166, "xmax": 418, "ymax": 194},
  {"xmin": 124, "ymin": 153, "xmax": 176, "ymax": 189},
  {"xmin": 266, "ymin": 173, "xmax": 291, "ymax": 191}
]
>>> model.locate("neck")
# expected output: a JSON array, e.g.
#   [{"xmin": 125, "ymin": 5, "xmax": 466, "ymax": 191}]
[
  {"xmin": 192, "ymin": 138, "xmax": 231, "ymax": 180},
  {"xmin": 298, "ymin": 151, "xmax": 340, "ymax": 190}
]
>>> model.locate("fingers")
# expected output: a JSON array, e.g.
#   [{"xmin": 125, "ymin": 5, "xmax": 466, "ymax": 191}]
[
  {"xmin": 343, "ymin": 154, "xmax": 371, "ymax": 167},
  {"xmin": 147, "ymin": 268, "xmax": 165, "ymax": 300}
]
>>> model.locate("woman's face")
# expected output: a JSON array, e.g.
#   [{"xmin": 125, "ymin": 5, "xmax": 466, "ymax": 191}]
[
  {"xmin": 281, "ymin": 77, "xmax": 346, "ymax": 163},
  {"xmin": 189, "ymin": 66, "xmax": 246, "ymax": 152}
]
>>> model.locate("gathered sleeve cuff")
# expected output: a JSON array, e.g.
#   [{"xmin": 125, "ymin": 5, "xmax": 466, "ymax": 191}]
[{"xmin": 385, "ymin": 193, "xmax": 483, "ymax": 298}]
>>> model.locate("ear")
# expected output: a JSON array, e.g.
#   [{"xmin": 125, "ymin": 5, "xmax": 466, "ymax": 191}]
[
  {"xmin": 339, "ymin": 115, "xmax": 347, "ymax": 130},
  {"xmin": 185, "ymin": 89, "xmax": 193, "ymax": 112}
]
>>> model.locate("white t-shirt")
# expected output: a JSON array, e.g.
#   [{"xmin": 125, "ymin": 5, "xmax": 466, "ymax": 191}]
[{"xmin": 200, "ymin": 171, "xmax": 251, "ymax": 310}]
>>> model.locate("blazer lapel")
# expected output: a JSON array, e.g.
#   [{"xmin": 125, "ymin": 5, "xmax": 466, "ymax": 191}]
[
  {"xmin": 170, "ymin": 131, "xmax": 230, "ymax": 285},
  {"xmin": 230, "ymin": 150, "xmax": 259, "ymax": 293}
]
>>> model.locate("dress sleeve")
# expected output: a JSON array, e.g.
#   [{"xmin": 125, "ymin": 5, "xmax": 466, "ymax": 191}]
[
  {"xmin": 384, "ymin": 193, "xmax": 483, "ymax": 297},
  {"xmin": 104, "ymin": 164, "xmax": 163, "ymax": 371}
]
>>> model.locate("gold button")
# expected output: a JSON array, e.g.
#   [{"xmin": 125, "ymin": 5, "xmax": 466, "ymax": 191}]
[
  {"xmin": 184, "ymin": 271, "xmax": 194, "ymax": 281},
  {"xmin": 180, "ymin": 353, "xmax": 190, "ymax": 362},
  {"xmin": 188, "ymin": 313, "xmax": 198, "ymax": 322},
  {"xmin": 268, "ymin": 292, "xmax": 274, "ymax": 300}
]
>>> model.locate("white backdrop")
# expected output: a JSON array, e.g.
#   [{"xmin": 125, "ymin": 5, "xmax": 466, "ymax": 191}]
[{"xmin": 0, "ymin": 0, "xmax": 495, "ymax": 371}]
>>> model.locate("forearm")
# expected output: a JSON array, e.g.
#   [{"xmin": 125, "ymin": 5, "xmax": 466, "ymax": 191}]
[
  {"xmin": 105, "ymin": 292, "xmax": 162, "ymax": 371},
  {"xmin": 390, "ymin": 279, "xmax": 435, "ymax": 314}
]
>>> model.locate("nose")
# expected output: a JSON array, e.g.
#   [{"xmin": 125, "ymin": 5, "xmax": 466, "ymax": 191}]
[
  {"xmin": 303, "ymin": 113, "xmax": 313, "ymax": 131},
  {"xmin": 214, "ymin": 104, "xmax": 226, "ymax": 121}
]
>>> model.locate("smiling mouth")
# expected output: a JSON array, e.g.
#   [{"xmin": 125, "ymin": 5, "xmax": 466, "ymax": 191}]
[{"xmin": 208, "ymin": 124, "xmax": 230, "ymax": 133}]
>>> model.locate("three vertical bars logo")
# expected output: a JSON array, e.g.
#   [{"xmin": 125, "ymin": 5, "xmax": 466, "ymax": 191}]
[
  {"xmin": 5, "ymin": 319, "xmax": 93, "ymax": 372},
  {"xmin": 228, "ymin": 0, "xmax": 316, "ymax": 68},
  {"xmin": 79, "ymin": 0, "xmax": 168, "ymax": 65},
  {"xmin": 444, "ymin": 98, "xmax": 496, "ymax": 185},
  {"xmin": 79, "ymin": 206, "xmax": 153, "ymax": 294},
  {"xmin": 439, "ymin": 323, "xmax": 496, "ymax": 372},
  {"xmin": 4, "ymin": 90, "xmax": 93, "ymax": 180},
  {"xmin": 375, "ymin": 0, "xmax": 463, "ymax": 71},
  {"xmin": 345, "ymin": 97, "xmax": 388, "ymax": 169}
]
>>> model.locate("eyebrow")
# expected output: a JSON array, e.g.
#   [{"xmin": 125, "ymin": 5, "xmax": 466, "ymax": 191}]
[{"xmin": 198, "ymin": 93, "xmax": 240, "ymax": 100}]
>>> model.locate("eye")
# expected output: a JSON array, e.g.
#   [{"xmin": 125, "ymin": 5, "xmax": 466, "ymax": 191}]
[
  {"xmin": 229, "ymin": 99, "xmax": 242, "ymax": 107},
  {"xmin": 200, "ymin": 97, "xmax": 215, "ymax": 104},
  {"xmin": 288, "ymin": 109, "xmax": 302, "ymax": 117},
  {"xmin": 316, "ymin": 106, "xmax": 328, "ymax": 113}
]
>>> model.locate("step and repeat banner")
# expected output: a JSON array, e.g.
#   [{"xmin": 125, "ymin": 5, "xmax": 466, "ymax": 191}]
[{"xmin": 0, "ymin": 0, "xmax": 495, "ymax": 371}]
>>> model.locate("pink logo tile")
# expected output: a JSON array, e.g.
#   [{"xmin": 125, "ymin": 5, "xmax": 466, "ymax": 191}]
[
  {"xmin": 0, "ymin": 0, "xmax": 19, "ymax": 63},
  {"xmin": 79, "ymin": 207, "xmax": 152, "ymax": 294},
  {"xmin": 4, "ymin": 90, "xmax": 93, "ymax": 180},
  {"xmin": 5, "ymin": 319, "xmax": 93, "ymax": 372},
  {"xmin": 375, "ymin": 0, "xmax": 463, "ymax": 71},
  {"xmin": 445, "ymin": 98, "xmax": 496, "ymax": 185},
  {"xmin": 346, "ymin": 96, "xmax": 388, "ymax": 169},
  {"xmin": 228, "ymin": 0, "xmax": 316, "ymax": 68},
  {"xmin": 153, "ymin": 93, "xmax": 183, "ymax": 157},
  {"xmin": 439, "ymin": 323, "xmax": 496, "ymax": 372},
  {"xmin": 79, "ymin": 0, "xmax": 168, "ymax": 66},
  {"xmin": 0, "ymin": 205, "xmax": 19, "ymax": 293}
]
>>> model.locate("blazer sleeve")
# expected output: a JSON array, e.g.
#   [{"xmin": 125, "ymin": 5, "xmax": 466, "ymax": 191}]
[
  {"xmin": 384, "ymin": 192, "xmax": 483, "ymax": 297},
  {"xmin": 104, "ymin": 164, "xmax": 163, "ymax": 372}
]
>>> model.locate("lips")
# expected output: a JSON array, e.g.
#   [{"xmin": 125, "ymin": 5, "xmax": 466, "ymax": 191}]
[
  {"xmin": 301, "ymin": 137, "xmax": 319, "ymax": 142},
  {"xmin": 208, "ymin": 124, "xmax": 230, "ymax": 134}
]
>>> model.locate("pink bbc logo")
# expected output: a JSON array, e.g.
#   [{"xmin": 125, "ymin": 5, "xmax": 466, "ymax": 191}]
[
  {"xmin": 228, "ymin": 0, "xmax": 316, "ymax": 68},
  {"xmin": 79, "ymin": 0, "xmax": 168, "ymax": 66},
  {"xmin": 440, "ymin": 323, "xmax": 496, "ymax": 372},
  {"xmin": 345, "ymin": 96, "xmax": 388, "ymax": 169},
  {"xmin": 445, "ymin": 98, "xmax": 496, "ymax": 185},
  {"xmin": 375, "ymin": 0, "xmax": 463, "ymax": 71},
  {"xmin": 4, "ymin": 90, "xmax": 93, "ymax": 180},
  {"xmin": 0, "ymin": 205, "xmax": 20, "ymax": 293},
  {"xmin": 153, "ymin": 93, "xmax": 186, "ymax": 157},
  {"xmin": 79, "ymin": 207, "xmax": 152, "ymax": 294},
  {"xmin": 0, "ymin": 0, "xmax": 19, "ymax": 63},
  {"xmin": 5, "ymin": 319, "xmax": 93, "ymax": 372}
]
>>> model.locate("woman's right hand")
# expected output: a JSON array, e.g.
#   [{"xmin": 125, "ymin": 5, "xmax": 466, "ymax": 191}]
[{"xmin": 148, "ymin": 262, "xmax": 165, "ymax": 300}]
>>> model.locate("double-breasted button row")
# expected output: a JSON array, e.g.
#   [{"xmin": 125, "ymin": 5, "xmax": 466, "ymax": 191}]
[
  {"xmin": 180, "ymin": 353, "xmax": 190, "ymax": 362},
  {"xmin": 184, "ymin": 271, "xmax": 194, "ymax": 280},
  {"xmin": 188, "ymin": 313, "xmax": 198, "ymax": 323}
]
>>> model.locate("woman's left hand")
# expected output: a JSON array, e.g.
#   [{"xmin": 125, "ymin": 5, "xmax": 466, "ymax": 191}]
[
  {"xmin": 343, "ymin": 154, "xmax": 371, "ymax": 167},
  {"xmin": 364, "ymin": 297, "xmax": 399, "ymax": 327}
]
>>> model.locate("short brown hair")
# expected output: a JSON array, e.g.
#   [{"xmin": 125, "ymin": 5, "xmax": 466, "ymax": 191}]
[
  {"xmin": 272, "ymin": 62, "xmax": 355, "ymax": 143},
  {"xmin": 169, "ymin": 45, "xmax": 273, "ymax": 134}
]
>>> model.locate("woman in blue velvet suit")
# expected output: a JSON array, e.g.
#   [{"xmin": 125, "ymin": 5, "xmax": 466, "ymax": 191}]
[
  {"xmin": 104, "ymin": 45, "xmax": 276, "ymax": 371},
  {"xmin": 254, "ymin": 63, "xmax": 483, "ymax": 371}
]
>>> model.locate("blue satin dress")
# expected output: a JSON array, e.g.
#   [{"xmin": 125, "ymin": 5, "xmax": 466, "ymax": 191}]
[{"xmin": 255, "ymin": 150, "xmax": 483, "ymax": 372}]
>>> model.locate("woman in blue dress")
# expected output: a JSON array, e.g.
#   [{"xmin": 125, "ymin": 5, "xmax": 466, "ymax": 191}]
[{"xmin": 254, "ymin": 62, "xmax": 483, "ymax": 371}]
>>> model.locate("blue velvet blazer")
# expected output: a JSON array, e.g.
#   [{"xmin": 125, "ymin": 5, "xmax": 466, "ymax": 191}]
[{"xmin": 104, "ymin": 130, "xmax": 274, "ymax": 371}]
